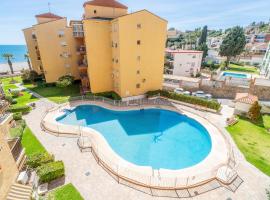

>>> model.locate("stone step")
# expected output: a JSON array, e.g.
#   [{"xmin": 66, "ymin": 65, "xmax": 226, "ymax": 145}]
[
  {"xmin": 12, "ymin": 183, "xmax": 32, "ymax": 190},
  {"xmin": 9, "ymin": 188, "xmax": 31, "ymax": 197},
  {"xmin": 6, "ymin": 192, "xmax": 30, "ymax": 200}
]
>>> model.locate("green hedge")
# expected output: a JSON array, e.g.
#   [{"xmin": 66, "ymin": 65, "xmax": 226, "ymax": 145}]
[
  {"xmin": 13, "ymin": 112, "xmax": 22, "ymax": 120},
  {"xmin": 146, "ymin": 90, "xmax": 221, "ymax": 111},
  {"xmin": 8, "ymin": 105, "xmax": 31, "ymax": 114},
  {"xmin": 37, "ymin": 161, "xmax": 65, "ymax": 184},
  {"xmin": 27, "ymin": 152, "xmax": 54, "ymax": 169},
  {"xmin": 86, "ymin": 91, "xmax": 121, "ymax": 100}
]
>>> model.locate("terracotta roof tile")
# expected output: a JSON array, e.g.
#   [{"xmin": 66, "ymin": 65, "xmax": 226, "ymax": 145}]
[
  {"xmin": 235, "ymin": 93, "xmax": 258, "ymax": 104},
  {"xmin": 35, "ymin": 12, "xmax": 63, "ymax": 19},
  {"xmin": 83, "ymin": 0, "xmax": 128, "ymax": 9}
]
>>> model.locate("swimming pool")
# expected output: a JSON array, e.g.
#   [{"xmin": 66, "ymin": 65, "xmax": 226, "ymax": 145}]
[
  {"xmin": 222, "ymin": 72, "xmax": 248, "ymax": 78},
  {"xmin": 57, "ymin": 105, "xmax": 212, "ymax": 170}
]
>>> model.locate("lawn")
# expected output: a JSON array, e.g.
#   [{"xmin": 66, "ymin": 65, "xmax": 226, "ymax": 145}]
[
  {"xmin": 47, "ymin": 183, "xmax": 84, "ymax": 200},
  {"xmin": 25, "ymin": 83, "xmax": 80, "ymax": 104},
  {"xmin": 21, "ymin": 126, "xmax": 46, "ymax": 156},
  {"xmin": 226, "ymin": 116, "xmax": 270, "ymax": 176},
  {"xmin": 226, "ymin": 64, "xmax": 259, "ymax": 74},
  {"xmin": 0, "ymin": 76, "xmax": 38, "ymax": 107}
]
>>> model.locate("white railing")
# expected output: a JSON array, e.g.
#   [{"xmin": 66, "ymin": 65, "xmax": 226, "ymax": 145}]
[{"xmin": 40, "ymin": 96, "xmax": 242, "ymax": 198}]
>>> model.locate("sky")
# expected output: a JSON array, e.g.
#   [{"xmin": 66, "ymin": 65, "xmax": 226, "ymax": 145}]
[{"xmin": 0, "ymin": 0, "xmax": 270, "ymax": 44}]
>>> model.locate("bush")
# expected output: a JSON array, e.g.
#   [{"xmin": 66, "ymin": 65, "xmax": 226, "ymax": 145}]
[
  {"xmin": 22, "ymin": 69, "xmax": 39, "ymax": 83},
  {"xmin": 56, "ymin": 75, "xmax": 74, "ymax": 88},
  {"xmin": 9, "ymin": 119, "xmax": 26, "ymax": 138},
  {"xmin": 8, "ymin": 105, "xmax": 31, "ymax": 114},
  {"xmin": 5, "ymin": 95, "xmax": 13, "ymax": 103},
  {"xmin": 11, "ymin": 99, "xmax": 17, "ymax": 104},
  {"xmin": 37, "ymin": 161, "xmax": 65, "ymax": 184},
  {"xmin": 146, "ymin": 90, "xmax": 221, "ymax": 111},
  {"xmin": 10, "ymin": 90, "xmax": 20, "ymax": 97},
  {"xmin": 13, "ymin": 112, "xmax": 22, "ymax": 120},
  {"xmin": 247, "ymin": 101, "xmax": 261, "ymax": 122},
  {"xmin": 93, "ymin": 91, "xmax": 121, "ymax": 100},
  {"xmin": 27, "ymin": 152, "xmax": 54, "ymax": 169}
]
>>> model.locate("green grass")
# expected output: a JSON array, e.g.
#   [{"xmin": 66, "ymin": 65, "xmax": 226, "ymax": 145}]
[
  {"xmin": 47, "ymin": 183, "xmax": 84, "ymax": 200},
  {"xmin": 21, "ymin": 126, "xmax": 46, "ymax": 156},
  {"xmin": 0, "ymin": 76, "xmax": 38, "ymax": 107},
  {"xmin": 226, "ymin": 116, "xmax": 270, "ymax": 176},
  {"xmin": 25, "ymin": 83, "xmax": 80, "ymax": 103},
  {"xmin": 226, "ymin": 64, "xmax": 259, "ymax": 74}
]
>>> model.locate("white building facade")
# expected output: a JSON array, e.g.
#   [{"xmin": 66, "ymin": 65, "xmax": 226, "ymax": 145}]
[
  {"xmin": 166, "ymin": 49, "xmax": 203, "ymax": 77},
  {"xmin": 261, "ymin": 42, "xmax": 270, "ymax": 78}
]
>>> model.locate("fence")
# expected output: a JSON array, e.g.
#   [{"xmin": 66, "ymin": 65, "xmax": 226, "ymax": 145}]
[{"xmin": 41, "ymin": 96, "xmax": 243, "ymax": 198}]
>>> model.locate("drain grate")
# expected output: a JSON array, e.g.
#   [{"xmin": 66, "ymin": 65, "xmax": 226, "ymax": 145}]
[{"xmin": 85, "ymin": 171, "xmax": 91, "ymax": 176}]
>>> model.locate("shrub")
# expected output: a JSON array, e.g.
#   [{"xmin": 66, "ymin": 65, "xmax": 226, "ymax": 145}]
[
  {"xmin": 22, "ymin": 69, "xmax": 39, "ymax": 83},
  {"xmin": 27, "ymin": 152, "xmax": 54, "ymax": 169},
  {"xmin": 9, "ymin": 120, "xmax": 26, "ymax": 138},
  {"xmin": 56, "ymin": 75, "xmax": 74, "ymax": 88},
  {"xmin": 247, "ymin": 101, "xmax": 261, "ymax": 122},
  {"xmin": 5, "ymin": 95, "xmax": 13, "ymax": 103},
  {"xmin": 37, "ymin": 161, "xmax": 65, "ymax": 184},
  {"xmin": 266, "ymin": 186, "xmax": 270, "ymax": 200},
  {"xmin": 11, "ymin": 99, "xmax": 17, "ymax": 105},
  {"xmin": 146, "ymin": 90, "xmax": 221, "ymax": 111},
  {"xmin": 10, "ymin": 90, "xmax": 20, "ymax": 98},
  {"xmin": 8, "ymin": 105, "xmax": 31, "ymax": 114},
  {"xmin": 13, "ymin": 112, "xmax": 22, "ymax": 120},
  {"xmin": 94, "ymin": 91, "xmax": 121, "ymax": 100}
]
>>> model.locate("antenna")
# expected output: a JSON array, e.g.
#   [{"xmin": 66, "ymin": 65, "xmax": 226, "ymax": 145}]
[{"xmin": 48, "ymin": 2, "xmax": 51, "ymax": 13}]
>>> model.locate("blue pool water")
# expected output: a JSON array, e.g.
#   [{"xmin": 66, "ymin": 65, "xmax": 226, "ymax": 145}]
[
  {"xmin": 57, "ymin": 105, "xmax": 212, "ymax": 170},
  {"xmin": 222, "ymin": 72, "xmax": 248, "ymax": 78}
]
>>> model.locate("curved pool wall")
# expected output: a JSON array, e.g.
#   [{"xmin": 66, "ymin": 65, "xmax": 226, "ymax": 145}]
[{"xmin": 56, "ymin": 105, "xmax": 212, "ymax": 170}]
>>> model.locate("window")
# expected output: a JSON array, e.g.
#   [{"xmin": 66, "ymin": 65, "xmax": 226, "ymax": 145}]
[
  {"xmin": 37, "ymin": 56, "xmax": 41, "ymax": 60},
  {"xmin": 136, "ymin": 84, "xmax": 140, "ymax": 88},
  {"xmin": 94, "ymin": 10, "xmax": 97, "ymax": 14},
  {"xmin": 116, "ymin": 59, "xmax": 118, "ymax": 63},
  {"xmin": 137, "ymin": 56, "xmax": 141, "ymax": 61},
  {"xmin": 192, "ymin": 55, "xmax": 196, "ymax": 58},
  {"xmin": 137, "ymin": 70, "xmax": 140, "ymax": 74},
  {"xmin": 142, "ymin": 78, "xmax": 146, "ymax": 83},
  {"xmin": 137, "ymin": 40, "xmax": 141, "ymax": 45},
  {"xmin": 112, "ymin": 58, "xmax": 114, "ymax": 62},
  {"xmin": 137, "ymin": 24, "xmax": 141, "ymax": 29},
  {"xmin": 115, "ymin": 43, "xmax": 118, "ymax": 48}
]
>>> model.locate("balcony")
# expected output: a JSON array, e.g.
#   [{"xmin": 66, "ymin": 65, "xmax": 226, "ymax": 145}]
[
  {"xmin": 72, "ymin": 23, "xmax": 84, "ymax": 38},
  {"xmin": 77, "ymin": 46, "xmax": 86, "ymax": 55}
]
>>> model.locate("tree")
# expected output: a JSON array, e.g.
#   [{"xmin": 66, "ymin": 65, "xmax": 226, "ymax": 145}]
[
  {"xmin": 247, "ymin": 101, "xmax": 261, "ymax": 122},
  {"xmin": 24, "ymin": 53, "xmax": 32, "ymax": 70},
  {"xmin": 196, "ymin": 43, "xmax": 208, "ymax": 59},
  {"xmin": 198, "ymin": 25, "xmax": 207, "ymax": 46},
  {"xmin": 2, "ymin": 53, "xmax": 14, "ymax": 74},
  {"xmin": 219, "ymin": 26, "xmax": 246, "ymax": 67}
]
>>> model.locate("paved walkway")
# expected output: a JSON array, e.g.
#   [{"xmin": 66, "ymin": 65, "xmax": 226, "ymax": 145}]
[{"xmin": 23, "ymin": 99, "xmax": 270, "ymax": 200}]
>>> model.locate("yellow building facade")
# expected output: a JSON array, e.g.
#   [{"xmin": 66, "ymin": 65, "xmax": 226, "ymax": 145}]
[{"xmin": 23, "ymin": 0, "xmax": 167, "ymax": 98}]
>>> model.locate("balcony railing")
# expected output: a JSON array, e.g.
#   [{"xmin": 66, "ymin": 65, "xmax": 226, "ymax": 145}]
[{"xmin": 8, "ymin": 137, "xmax": 23, "ymax": 162}]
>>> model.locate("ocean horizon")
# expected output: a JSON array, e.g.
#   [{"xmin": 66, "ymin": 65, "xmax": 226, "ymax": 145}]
[{"xmin": 0, "ymin": 45, "xmax": 27, "ymax": 64}]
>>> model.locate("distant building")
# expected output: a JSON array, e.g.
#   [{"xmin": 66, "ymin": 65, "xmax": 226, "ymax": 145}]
[
  {"xmin": 166, "ymin": 49, "xmax": 203, "ymax": 77},
  {"xmin": 207, "ymin": 37, "xmax": 223, "ymax": 49},
  {"xmin": 167, "ymin": 28, "xmax": 182, "ymax": 39},
  {"xmin": 261, "ymin": 42, "xmax": 270, "ymax": 78}
]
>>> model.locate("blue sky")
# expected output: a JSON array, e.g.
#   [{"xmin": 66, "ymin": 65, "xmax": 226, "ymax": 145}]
[{"xmin": 0, "ymin": 0, "xmax": 270, "ymax": 44}]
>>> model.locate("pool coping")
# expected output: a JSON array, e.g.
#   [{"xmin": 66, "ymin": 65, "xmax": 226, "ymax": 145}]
[{"xmin": 42, "ymin": 100, "xmax": 230, "ymax": 188}]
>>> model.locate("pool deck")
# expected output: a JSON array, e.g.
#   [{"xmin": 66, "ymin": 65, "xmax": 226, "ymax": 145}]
[{"xmin": 23, "ymin": 99, "xmax": 270, "ymax": 200}]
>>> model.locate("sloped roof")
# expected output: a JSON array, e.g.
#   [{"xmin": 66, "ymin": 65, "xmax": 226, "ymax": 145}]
[
  {"xmin": 83, "ymin": 0, "xmax": 128, "ymax": 9},
  {"xmin": 235, "ymin": 93, "xmax": 258, "ymax": 104},
  {"xmin": 35, "ymin": 12, "xmax": 63, "ymax": 19}
]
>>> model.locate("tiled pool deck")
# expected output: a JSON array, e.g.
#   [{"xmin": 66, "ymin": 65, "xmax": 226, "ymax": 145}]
[{"xmin": 24, "ymin": 99, "xmax": 270, "ymax": 200}]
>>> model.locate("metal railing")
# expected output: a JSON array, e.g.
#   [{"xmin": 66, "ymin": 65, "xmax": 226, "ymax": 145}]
[{"xmin": 40, "ymin": 96, "xmax": 243, "ymax": 198}]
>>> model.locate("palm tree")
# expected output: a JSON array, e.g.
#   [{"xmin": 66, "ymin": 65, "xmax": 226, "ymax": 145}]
[
  {"xmin": 2, "ymin": 53, "xmax": 14, "ymax": 74},
  {"xmin": 24, "ymin": 53, "xmax": 32, "ymax": 70}
]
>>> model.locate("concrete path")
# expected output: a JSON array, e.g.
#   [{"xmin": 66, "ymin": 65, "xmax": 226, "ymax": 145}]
[{"xmin": 23, "ymin": 99, "xmax": 270, "ymax": 200}]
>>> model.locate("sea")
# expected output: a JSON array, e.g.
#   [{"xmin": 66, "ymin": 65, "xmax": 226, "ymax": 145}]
[
  {"xmin": 0, "ymin": 45, "xmax": 27, "ymax": 64},
  {"xmin": 0, "ymin": 45, "xmax": 29, "ymax": 73}
]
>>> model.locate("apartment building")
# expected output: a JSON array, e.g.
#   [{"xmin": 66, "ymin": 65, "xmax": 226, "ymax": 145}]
[
  {"xmin": 166, "ymin": 49, "xmax": 203, "ymax": 77},
  {"xmin": 261, "ymin": 42, "xmax": 270, "ymax": 78},
  {"xmin": 23, "ymin": 0, "xmax": 167, "ymax": 98}
]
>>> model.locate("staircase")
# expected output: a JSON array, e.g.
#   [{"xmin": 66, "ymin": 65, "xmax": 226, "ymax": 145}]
[{"xmin": 6, "ymin": 183, "xmax": 32, "ymax": 200}]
